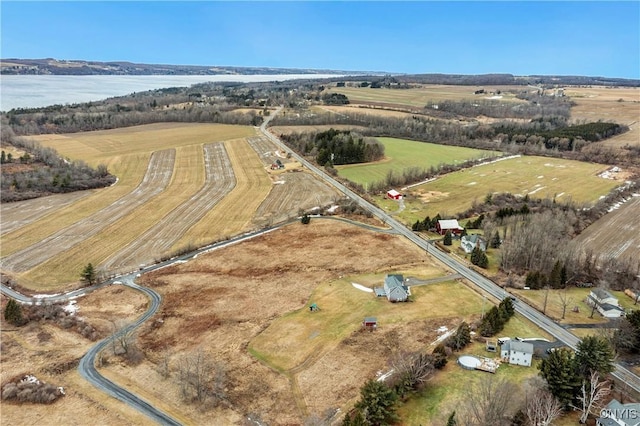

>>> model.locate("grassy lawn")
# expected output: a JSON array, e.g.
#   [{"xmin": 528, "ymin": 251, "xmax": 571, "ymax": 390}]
[
  {"xmin": 249, "ymin": 273, "xmax": 484, "ymax": 372},
  {"xmin": 398, "ymin": 313, "xmax": 553, "ymax": 425},
  {"xmin": 511, "ymin": 287, "xmax": 634, "ymax": 324},
  {"xmin": 335, "ymin": 137, "xmax": 498, "ymax": 188},
  {"xmin": 386, "ymin": 155, "xmax": 619, "ymax": 223}
]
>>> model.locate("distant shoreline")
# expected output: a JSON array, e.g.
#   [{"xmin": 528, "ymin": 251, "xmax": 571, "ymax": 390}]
[{"xmin": 0, "ymin": 74, "xmax": 345, "ymax": 111}]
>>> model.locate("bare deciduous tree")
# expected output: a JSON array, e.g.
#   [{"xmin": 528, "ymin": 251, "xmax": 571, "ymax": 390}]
[
  {"xmin": 459, "ymin": 375, "xmax": 520, "ymax": 426},
  {"xmin": 178, "ymin": 348, "xmax": 226, "ymax": 407},
  {"xmin": 575, "ymin": 371, "xmax": 610, "ymax": 424},
  {"xmin": 389, "ymin": 351, "xmax": 435, "ymax": 395},
  {"xmin": 557, "ymin": 288, "xmax": 574, "ymax": 320},
  {"xmin": 526, "ymin": 384, "xmax": 563, "ymax": 426}
]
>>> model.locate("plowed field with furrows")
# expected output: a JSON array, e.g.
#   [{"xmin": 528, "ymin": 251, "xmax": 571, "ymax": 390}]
[
  {"xmin": 253, "ymin": 173, "xmax": 339, "ymax": 226},
  {"xmin": 0, "ymin": 150, "xmax": 176, "ymax": 273},
  {"xmin": 172, "ymin": 138, "xmax": 272, "ymax": 249},
  {"xmin": 101, "ymin": 142, "xmax": 236, "ymax": 272},
  {"xmin": 572, "ymin": 195, "xmax": 640, "ymax": 264}
]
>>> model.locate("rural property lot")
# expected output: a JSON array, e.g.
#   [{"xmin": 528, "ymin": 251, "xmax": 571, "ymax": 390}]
[
  {"xmin": 335, "ymin": 137, "xmax": 499, "ymax": 188},
  {"xmin": 391, "ymin": 155, "xmax": 621, "ymax": 221},
  {"xmin": 572, "ymin": 195, "xmax": 640, "ymax": 266},
  {"xmin": 120, "ymin": 220, "xmax": 488, "ymax": 424},
  {"xmin": 0, "ymin": 149, "xmax": 176, "ymax": 272},
  {"xmin": 0, "ymin": 286, "xmax": 151, "ymax": 426},
  {"xmin": 327, "ymin": 84, "xmax": 527, "ymax": 109},
  {"xmin": 566, "ymin": 86, "xmax": 640, "ymax": 150}
]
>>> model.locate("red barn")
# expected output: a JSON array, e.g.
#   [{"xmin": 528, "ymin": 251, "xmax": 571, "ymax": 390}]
[
  {"xmin": 436, "ymin": 219, "xmax": 464, "ymax": 236},
  {"xmin": 387, "ymin": 189, "xmax": 402, "ymax": 200}
]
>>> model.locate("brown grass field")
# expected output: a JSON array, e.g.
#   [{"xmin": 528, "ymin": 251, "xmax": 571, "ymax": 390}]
[
  {"xmin": 0, "ymin": 285, "xmax": 151, "ymax": 425},
  {"xmin": 566, "ymin": 86, "xmax": 640, "ymax": 149},
  {"xmin": 327, "ymin": 84, "xmax": 527, "ymax": 108},
  {"xmin": 108, "ymin": 219, "xmax": 498, "ymax": 424}
]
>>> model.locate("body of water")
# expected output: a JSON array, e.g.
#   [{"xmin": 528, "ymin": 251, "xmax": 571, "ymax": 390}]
[{"xmin": 0, "ymin": 74, "xmax": 343, "ymax": 111}]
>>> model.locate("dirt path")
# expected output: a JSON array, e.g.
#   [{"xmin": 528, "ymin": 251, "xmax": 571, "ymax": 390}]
[
  {"xmin": 0, "ymin": 150, "xmax": 176, "ymax": 273},
  {"xmin": 1, "ymin": 191, "xmax": 93, "ymax": 235},
  {"xmin": 101, "ymin": 143, "xmax": 236, "ymax": 272}
]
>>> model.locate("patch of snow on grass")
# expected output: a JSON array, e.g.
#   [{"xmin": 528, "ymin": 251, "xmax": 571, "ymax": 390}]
[
  {"xmin": 467, "ymin": 181, "xmax": 477, "ymax": 186},
  {"xmin": 33, "ymin": 293, "xmax": 61, "ymax": 298},
  {"xmin": 327, "ymin": 205, "xmax": 339, "ymax": 213},
  {"xmin": 63, "ymin": 300, "xmax": 78, "ymax": 315},
  {"xmin": 352, "ymin": 283, "xmax": 373, "ymax": 293},
  {"xmin": 528, "ymin": 186, "xmax": 546, "ymax": 195},
  {"xmin": 537, "ymin": 175, "xmax": 544, "ymax": 179},
  {"xmin": 273, "ymin": 180, "xmax": 285, "ymax": 185}
]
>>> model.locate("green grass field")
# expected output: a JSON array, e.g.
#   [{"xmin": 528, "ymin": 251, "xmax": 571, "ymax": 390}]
[
  {"xmin": 379, "ymin": 155, "xmax": 619, "ymax": 223},
  {"xmin": 335, "ymin": 137, "xmax": 498, "ymax": 188},
  {"xmin": 326, "ymin": 85, "xmax": 526, "ymax": 108}
]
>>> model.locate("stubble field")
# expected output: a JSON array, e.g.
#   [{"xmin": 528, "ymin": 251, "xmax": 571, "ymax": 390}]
[{"xmin": 0, "ymin": 123, "xmax": 337, "ymax": 289}]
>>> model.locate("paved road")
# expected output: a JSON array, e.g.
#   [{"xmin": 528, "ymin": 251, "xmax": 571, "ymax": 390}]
[
  {"xmin": 1, "ymin": 222, "xmax": 298, "ymax": 425},
  {"xmin": 260, "ymin": 107, "xmax": 640, "ymax": 394}
]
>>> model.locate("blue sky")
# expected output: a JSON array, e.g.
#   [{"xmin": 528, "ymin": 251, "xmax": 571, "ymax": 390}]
[{"xmin": 1, "ymin": 1, "xmax": 639, "ymax": 78}]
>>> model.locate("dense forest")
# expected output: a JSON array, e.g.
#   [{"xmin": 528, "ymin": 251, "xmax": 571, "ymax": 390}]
[{"xmin": 280, "ymin": 129, "xmax": 384, "ymax": 166}]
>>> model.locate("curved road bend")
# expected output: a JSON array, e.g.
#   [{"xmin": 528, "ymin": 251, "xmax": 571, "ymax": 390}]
[
  {"xmin": 1, "ymin": 220, "xmax": 300, "ymax": 425},
  {"xmin": 261, "ymin": 107, "xmax": 640, "ymax": 394}
]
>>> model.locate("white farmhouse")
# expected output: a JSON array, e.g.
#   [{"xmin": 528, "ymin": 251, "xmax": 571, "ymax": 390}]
[{"xmin": 500, "ymin": 340, "xmax": 533, "ymax": 367}]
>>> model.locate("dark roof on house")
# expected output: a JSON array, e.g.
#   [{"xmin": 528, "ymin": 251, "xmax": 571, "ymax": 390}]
[
  {"xmin": 600, "ymin": 303, "xmax": 624, "ymax": 313},
  {"xmin": 363, "ymin": 317, "xmax": 377, "ymax": 323},
  {"xmin": 374, "ymin": 287, "xmax": 387, "ymax": 297},
  {"xmin": 592, "ymin": 288, "xmax": 615, "ymax": 300}
]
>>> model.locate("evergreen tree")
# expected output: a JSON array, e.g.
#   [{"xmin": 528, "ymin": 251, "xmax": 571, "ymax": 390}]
[
  {"xmin": 443, "ymin": 230, "xmax": 452, "ymax": 246},
  {"xmin": 499, "ymin": 297, "xmax": 515, "ymax": 319},
  {"xmin": 549, "ymin": 260, "xmax": 563, "ymax": 289},
  {"xmin": 354, "ymin": 379, "xmax": 398, "ymax": 426},
  {"xmin": 4, "ymin": 298, "xmax": 24, "ymax": 326},
  {"xmin": 432, "ymin": 344, "xmax": 448, "ymax": 369},
  {"xmin": 0, "ymin": 150, "xmax": 5, "ymax": 164},
  {"xmin": 575, "ymin": 336, "xmax": 615, "ymax": 378},
  {"xmin": 539, "ymin": 348, "xmax": 581, "ymax": 407},
  {"xmin": 448, "ymin": 322, "xmax": 471, "ymax": 351},
  {"xmin": 81, "ymin": 262, "xmax": 97, "ymax": 285},
  {"xmin": 471, "ymin": 246, "xmax": 488, "ymax": 268},
  {"xmin": 301, "ymin": 214, "xmax": 311, "ymax": 225},
  {"xmin": 490, "ymin": 230, "xmax": 501, "ymax": 249}
]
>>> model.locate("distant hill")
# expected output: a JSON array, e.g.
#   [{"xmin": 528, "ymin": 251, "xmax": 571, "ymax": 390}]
[{"xmin": 0, "ymin": 58, "xmax": 361, "ymax": 76}]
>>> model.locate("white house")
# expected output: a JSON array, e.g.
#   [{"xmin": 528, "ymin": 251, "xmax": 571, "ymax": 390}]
[
  {"xmin": 500, "ymin": 340, "xmax": 533, "ymax": 367},
  {"xmin": 588, "ymin": 289, "xmax": 625, "ymax": 318},
  {"xmin": 597, "ymin": 399, "xmax": 640, "ymax": 426},
  {"xmin": 461, "ymin": 234, "xmax": 487, "ymax": 254}
]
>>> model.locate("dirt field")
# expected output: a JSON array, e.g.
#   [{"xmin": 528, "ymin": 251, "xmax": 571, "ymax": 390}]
[
  {"xmin": 572, "ymin": 195, "xmax": 640, "ymax": 265},
  {"xmin": 0, "ymin": 285, "xmax": 150, "ymax": 425},
  {"xmin": 93, "ymin": 219, "xmax": 480, "ymax": 425}
]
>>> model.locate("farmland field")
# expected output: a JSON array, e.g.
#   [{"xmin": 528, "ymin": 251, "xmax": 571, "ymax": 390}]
[
  {"xmin": 326, "ymin": 84, "xmax": 527, "ymax": 109},
  {"xmin": 1, "ymin": 123, "xmax": 339, "ymax": 289},
  {"xmin": 565, "ymin": 86, "xmax": 640, "ymax": 149},
  {"xmin": 571, "ymin": 195, "xmax": 640, "ymax": 266},
  {"xmin": 335, "ymin": 137, "xmax": 499, "ymax": 188},
  {"xmin": 384, "ymin": 155, "xmax": 622, "ymax": 223}
]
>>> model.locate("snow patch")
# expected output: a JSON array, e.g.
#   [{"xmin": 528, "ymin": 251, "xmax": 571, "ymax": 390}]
[
  {"xmin": 486, "ymin": 95, "xmax": 503, "ymax": 99},
  {"xmin": 352, "ymin": 283, "xmax": 373, "ymax": 293},
  {"xmin": 437, "ymin": 326, "xmax": 449, "ymax": 334},
  {"xmin": 528, "ymin": 186, "xmax": 546, "ymax": 195},
  {"xmin": 273, "ymin": 180, "xmax": 285, "ymax": 185},
  {"xmin": 467, "ymin": 181, "xmax": 477, "ymax": 186},
  {"xmin": 63, "ymin": 300, "xmax": 78, "ymax": 315},
  {"xmin": 33, "ymin": 293, "xmax": 61, "ymax": 298},
  {"xmin": 327, "ymin": 205, "xmax": 339, "ymax": 213},
  {"xmin": 537, "ymin": 175, "xmax": 544, "ymax": 179}
]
